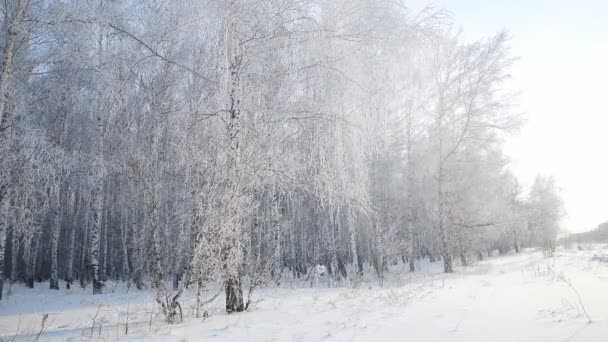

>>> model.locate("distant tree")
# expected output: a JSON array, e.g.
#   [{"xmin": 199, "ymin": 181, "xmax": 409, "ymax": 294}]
[{"xmin": 528, "ymin": 175, "xmax": 565, "ymax": 256}]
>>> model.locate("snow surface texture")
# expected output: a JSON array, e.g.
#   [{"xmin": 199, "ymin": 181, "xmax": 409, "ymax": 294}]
[{"xmin": 1, "ymin": 245, "xmax": 607, "ymax": 341}]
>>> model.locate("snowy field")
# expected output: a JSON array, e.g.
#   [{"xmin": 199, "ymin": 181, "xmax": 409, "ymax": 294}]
[{"xmin": 1, "ymin": 245, "xmax": 608, "ymax": 342}]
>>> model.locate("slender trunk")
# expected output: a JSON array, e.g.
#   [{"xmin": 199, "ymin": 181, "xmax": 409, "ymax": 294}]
[
  {"xmin": 460, "ymin": 252, "xmax": 468, "ymax": 267},
  {"xmin": 195, "ymin": 278, "xmax": 203, "ymax": 318},
  {"xmin": 0, "ymin": 0, "xmax": 28, "ymax": 129},
  {"xmin": 89, "ymin": 0, "xmax": 106, "ymax": 295},
  {"xmin": 90, "ymin": 186, "xmax": 103, "ymax": 294},
  {"xmin": 49, "ymin": 205, "xmax": 60, "ymax": 290},
  {"xmin": 457, "ymin": 224, "xmax": 467, "ymax": 267},
  {"xmin": 150, "ymin": 200, "xmax": 163, "ymax": 290},
  {"xmin": 357, "ymin": 251, "xmax": 364, "ymax": 274},
  {"xmin": 438, "ymin": 163, "xmax": 452, "ymax": 273},
  {"xmin": 332, "ymin": 213, "xmax": 338, "ymax": 278},
  {"xmin": 1, "ymin": 91, "xmax": 17, "ymax": 288},
  {"xmin": 406, "ymin": 110, "xmax": 416, "ymax": 272},
  {"xmin": 221, "ymin": 4, "xmax": 246, "ymax": 313},
  {"xmin": 441, "ymin": 227, "xmax": 452, "ymax": 273},
  {"xmin": 440, "ymin": 209, "xmax": 452, "ymax": 272},
  {"xmin": 25, "ymin": 229, "xmax": 39, "ymax": 288},
  {"xmin": 0, "ymin": 200, "xmax": 9, "ymax": 300},
  {"xmin": 89, "ymin": 121, "xmax": 103, "ymax": 292},
  {"xmin": 49, "ymin": 186, "xmax": 61, "ymax": 290},
  {"xmin": 66, "ymin": 223, "xmax": 76, "ymax": 289},
  {"xmin": 132, "ymin": 211, "xmax": 144, "ymax": 290},
  {"xmin": 0, "ymin": 0, "xmax": 27, "ymax": 293},
  {"xmin": 443, "ymin": 253, "xmax": 453, "ymax": 273},
  {"xmin": 289, "ymin": 210, "xmax": 297, "ymax": 278},
  {"xmin": 151, "ymin": 196, "xmax": 172, "ymax": 320},
  {"xmin": 65, "ymin": 193, "xmax": 79, "ymax": 289},
  {"xmin": 273, "ymin": 215, "xmax": 281, "ymax": 283},
  {"xmin": 121, "ymin": 206, "xmax": 130, "ymax": 281},
  {"xmin": 172, "ymin": 273, "xmax": 179, "ymax": 291},
  {"xmin": 373, "ymin": 220, "xmax": 385, "ymax": 285},
  {"xmin": 435, "ymin": 92, "xmax": 453, "ymax": 273},
  {"xmin": 80, "ymin": 211, "xmax": 90, "ymax": 289},
  {"xmin": 346, "ymin": 207, "xmax": 359, "ymax": 275},
  {"xmin": 10, "ymin": 210, "xmax": 19, "ymax": 282},
  {"xmin": 101, "ymin": 203, "xmax": 109, "ymax": 281}
]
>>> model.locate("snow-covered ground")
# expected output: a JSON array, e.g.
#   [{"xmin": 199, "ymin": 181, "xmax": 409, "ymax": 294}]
[{"xmin": 2, "ymin": 245, "xmax": 608, "ymax": 341}]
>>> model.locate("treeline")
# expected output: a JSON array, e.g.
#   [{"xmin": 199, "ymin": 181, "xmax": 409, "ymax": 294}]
[{"xmin": 0, "ymin": 0, "xmax": 563, "ymax": 317}]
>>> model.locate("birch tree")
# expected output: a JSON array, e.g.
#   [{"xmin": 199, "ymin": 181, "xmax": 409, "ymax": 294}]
[{"xmin": 528, "ymin": 175, "xmax": 564, "ymax": 256}]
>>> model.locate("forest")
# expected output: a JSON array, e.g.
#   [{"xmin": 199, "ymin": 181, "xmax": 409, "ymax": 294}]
[{"xmin": 0, "ymin": 0, "xmax": 565, "ymax": 323}]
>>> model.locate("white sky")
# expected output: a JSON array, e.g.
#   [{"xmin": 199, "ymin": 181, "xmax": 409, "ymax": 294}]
[{"xmin": 411, "ymin": 0, "xmax": 608, "ymax": 232}]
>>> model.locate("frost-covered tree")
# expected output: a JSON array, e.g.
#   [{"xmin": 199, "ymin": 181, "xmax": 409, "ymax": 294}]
[{"xmin": 528, "ymin": 175, "xmax": 565, "ymax": 256}]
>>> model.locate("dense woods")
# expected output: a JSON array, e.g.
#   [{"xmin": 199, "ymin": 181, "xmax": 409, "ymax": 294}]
[{"xmin": 0, "ymin": 0, "xmax": 564, "ymax": 318}]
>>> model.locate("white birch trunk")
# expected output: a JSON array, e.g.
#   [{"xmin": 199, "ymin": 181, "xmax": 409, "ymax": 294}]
[
  {"xmin": 0, "ymin": 200, "xmax": 9, "ymax": 299},
  {"xmin": 0, "ymin": 0, "xmax": 27, "ymax": 129},
  {"xmin": 66, "ymin": 192, "xmax": 79, "ymax": 289},
  {"xmin": 49, "ymin": 187, "xmax": 60, "ymax": 290},
  {"xmin": 90, "ymin": 111, "xmax": 105, "ymax": 293}
]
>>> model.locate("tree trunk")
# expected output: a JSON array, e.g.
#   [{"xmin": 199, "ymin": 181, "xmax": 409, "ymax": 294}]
[
  {"xmin": 66, "ymin": 222, "xmax": 76, "ymax": 289},
  {"xmin": 0, "ymin": 0, "xmax": 28, "ymax": 129},
  {"xmin": 460, "ymin": 252, "xmax": 468, "ymax": 267},
  {"xmin": 0, "ymin": 0, "xmax": 26, "ymax": 293},
  {"xmin": 221, "ymin": 5, "xmax": 247, "ymax": 313},
  {"xmin": 89, "ymin": 0, "xmax": 106, "ymax": 295},
  {"xmin": 65, "ymin": 192, "xmax": 78, "ymax": 289},
  {"xmin": 225, "ymin": 276, "xmax": 244, "ymax": 313},
  {"xmin": 100, "ymin": 209, "xmax": 106, "ymax": 282},
  {"xmin": 10, "ymin": 213, "xmax": 19, "ymax": 282},
  {"xmin": 49, "ymin": 188, "xmax": 61, "ymax": 290},
  {"xmin": 80, "ymin": 211, "xmax": 90, "ymax": 289},
  {"xmin": 372, "ymin": 220, "xmax": 385, "ymax": 285},
  {"xmin": 438, "ymin": 166, "xmax": 452, "ymax": 273},
  {"xmin": 272, "ymin": 198, "xmax": 282, "ymax": 284},
  {"xmin": 25, "ymin": 230, "xmax": 39, "ymax": 289},
  {"xmin": 406, "ymin": 110, "xmax": 416, "ymax": 272},
  {"xmin": 101, "ymin": 202, "xmax": 109, "ymax": 281},
  {"xmin": 150, "ymin": 200, "xmax": 164, "ymax": 291},
  {"xmin": 90, "ymin": 182, "xmax": 104, "ymax": 294},
  {"xmin": 172, "ymin": 273, "xmax": 179, "ymax": 291},
  {"xmin": 49, "ymin": 206, "xmax": 60, "ymax": 290},
  {"xmin": 132, "ymin": 217, "xmax": 144, "ymax": 291},
  {"xmin": 346, "ymin": 207, "xmax": 359, "ymax": 276},
  {"xmin": 440, "ymin": 218, "xmax": 453, "ymax": 273},
  {"xmin": 195, "ymin": 278, "xmax": 204, "ymax": 318},
  {"xmin": 443, "ymin": 253, "xmax": 453, "ymax": 273},
  {"xmin": 337, "ymin": 256, "xmax": 347, "ymax": 279},
  {"xmin": 357, "ymin": 252, "xmax": 364, "ymax": 275},
  {"xmin": 121, "ymin": 207, "xmax": 130, "ymax": 282},
  {"xmin": 0, "ymin": 200, "xmax": 8, "ymax": 300}
]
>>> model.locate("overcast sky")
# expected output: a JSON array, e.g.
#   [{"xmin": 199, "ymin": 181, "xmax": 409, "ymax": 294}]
[{"xmin": 410, "ymin": 0, "xmax": 608, "ymax": 232}]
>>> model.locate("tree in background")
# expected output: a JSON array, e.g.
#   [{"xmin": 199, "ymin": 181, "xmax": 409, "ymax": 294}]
[{"xmin": 528, "ymin": 175, "xmax": 565, "ymax": 256}]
